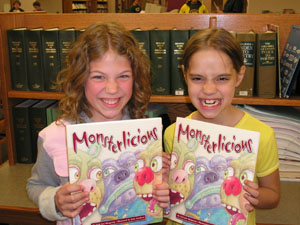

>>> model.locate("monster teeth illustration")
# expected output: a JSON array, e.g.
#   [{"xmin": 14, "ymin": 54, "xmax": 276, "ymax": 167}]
[
  {"xmin": 79, "ymin": 202, "xmax": 97, "ymax": 222},
  {"xmin": 141, "ymin": 193, "xmax": 153, "ymax": 201},
  {"xmin": 169, "ymin": 189, "xmax": 184, "ymax": 206}
]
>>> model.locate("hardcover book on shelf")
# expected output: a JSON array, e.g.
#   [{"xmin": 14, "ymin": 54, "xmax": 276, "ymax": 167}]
[
  {"xmin": 235, "ymin": 31, "xmax": 256, "ymax": 97},
  {"xmin": 255, "ymin": 30, "xmax": 277, "ymax": 98},
  {"xmin": 66, "ymin": 118, "xmax": 163, "ymax": 225},
  {"xmin": 24, "ymin": 28, "xmax": 44, "ymax": 91},
  {"xmin": 46, "ymin": 101, "xmax": 61, "ymax": 125},
  {"xmin": 41, "ymin": 28, "xmax": 61, "ymax": 92},
  {"xmin": 166, "ymin": 117, "xmax": 260, "ymax": 225},
  {"xmin": 280, "ymin": 24, "xmax": 300, "ymax": 98},
  {"xmin": 13, "ymin": 99, "xmax": 39, "ymax": 164},
  {"xmin": 150, "ymin": 29, "xmax": 171, "ymax": 95},
  {"xmin": 130, "ymin": 29, "xmax": 150, "ymax": 57},
  {"xmin": 7, "ymin": 28, "xmax": 28, "ymax": 91},
  {"xmin": 59, "ymin": 28, "xmax": 76, "ymax": 70},
  {"xmin": 170, "ymin": 29, "xmax": 189, "ymax": 96},
  {"xmin": 29, "ymin": 99, "xmax": 56, "ymax": 162}
]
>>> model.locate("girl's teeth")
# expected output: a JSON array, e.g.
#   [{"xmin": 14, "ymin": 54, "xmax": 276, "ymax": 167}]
[
  {"xmin": 103, "ymin": 99, "xmax": 118, "ymax": 104},
  {"xmin": 202, "ymin": 99, "xmax": 220, "ymax": 106}
]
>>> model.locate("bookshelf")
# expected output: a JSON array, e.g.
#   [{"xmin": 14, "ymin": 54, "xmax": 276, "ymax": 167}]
[
  {"xmin": 63, "ymin": 0, "xmax": 113, "ymax": 13},
  {"xmin": 1, "ymin": 13, "xmax": 300, "ymax": 166}
]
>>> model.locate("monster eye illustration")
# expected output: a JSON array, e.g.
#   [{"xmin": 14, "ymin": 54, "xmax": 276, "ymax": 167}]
[
  {"xmin": 88, "ymin": 166, "xmax": 102, "ymax": 182},
  {"xmin": 240, "ymin": 170, "xmax": 254, "ymax": 185},
  {"xmin": 69, "ymin": 165, "xmax": 80, "ymax": 184},
  {"xmin": 134, "ymin": 159, "xmax": 145, "ymax": 172},
  {"xmin": 151, "ymin": 155, "xmax": 162, "ymax": 172},
  {"xmin": 195, "ymin": 165, "xmax": 207, "ymax": 174},
  {"xmin": 183, "ymin": 160, "xmax": 195, "ymax": 175},
  {"xmin": 170, "ymin": 152, "xmax": 178, "ymax": 170},
  {"xmin": 103, "ymin": 166, "xmax": 116, "ymax": 178},
  {"xmin": 224, "ymin": 166, "xmax": 234, "ymax": 179}
]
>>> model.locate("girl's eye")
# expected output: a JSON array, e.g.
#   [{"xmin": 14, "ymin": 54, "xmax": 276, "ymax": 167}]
[
  {"xmin": 217, "ymin": 76, "xmax": 230, "ymax": 81},
  {"xmin": 119, "ymin": 74, "xmax": 131, "ymax": 80},
  {"xmin": 191, "ymin": 76, "xmax": 202, "ymax": 81}
]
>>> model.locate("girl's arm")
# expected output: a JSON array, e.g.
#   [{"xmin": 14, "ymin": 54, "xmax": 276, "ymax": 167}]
[{"xmin": 243, "ymin": 169, "xmax": 280, "ymax": 211}]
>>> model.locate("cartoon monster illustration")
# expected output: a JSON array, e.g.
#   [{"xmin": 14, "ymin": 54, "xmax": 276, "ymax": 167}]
[
  {"xmin": 167, "ymin": 139, "xmax": 197, "ymax": 223},
  {"xmin": 186, "ymin": 155, "xmax": 230, "ymax": 211},
  {"xmin": 99, "ymin": 151, "xmax": 137, "ymax": 217},
  {"xmin": 68, "ymin": 147, "xmax": 105, "ymax": 225},
  {"xmin": 220, "ymin": 153, "xmax": 256, "ymax": 225},
  {"xmin": 133, "ymin": 139, "xmax": 163, "ymax": 219}
]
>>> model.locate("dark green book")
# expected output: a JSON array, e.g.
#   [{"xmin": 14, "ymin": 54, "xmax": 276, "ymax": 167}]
[
  {"xmin": 130, "ymin": 29, "xmax": 150, "ymax": 57},
  {"xmin": 41, "ymin": 28, "xmax": 61, "ymax": 92},
  {"xmin": 13, "ymin": 99, "xmax": 39, "ymax": 164},
  {"xmin": 235, "ymin": 31, "xmax": 256, "ymax": 97},
  {"xmin": 30, "ymin": 99, "xmax": 56, "ymax": 162},
  {"xmin": 59, "ymin": 28, "xmax": 76, "ymax": 70},
  {"xmin": 189, "ymin": 29, "xmax": 202, "ymax": 38},
  {"xmin": 149, "ymin": 29, "xmax": 170, "ymax": 95},
  {"xmin": 24, "ymin": 28, "xmax": 44, "ymax": 91},
  {"xmin": 255, "ymin": 31, "xmax": 277, "ymax": 98},
  {"xmin": 7, "ymin": 28, "xmax": 28, "ymax": 91},
  {"xmin": 170, "ymin": 29, "xmax": 189, "ymax": 96},
  {"xmin": 46, "ymin": 101, "xmax": 61, "ymax": 125},
  {"xmin": 75, "ymin": 28, "xmax": 85, "ymax": 40}
]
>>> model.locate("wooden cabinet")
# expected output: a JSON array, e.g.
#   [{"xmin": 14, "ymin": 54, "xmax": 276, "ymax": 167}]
[{"xmin": 1, "ymin": 13, "xmax": 300, "ymax": 165}]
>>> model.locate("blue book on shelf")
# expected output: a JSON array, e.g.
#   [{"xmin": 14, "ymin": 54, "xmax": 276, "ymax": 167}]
[{"xmin": 280, "ymin": 25, "xmax": 300, "ymax": 98}]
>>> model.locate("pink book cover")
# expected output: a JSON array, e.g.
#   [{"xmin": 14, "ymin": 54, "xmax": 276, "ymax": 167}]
[
  {"xmin": 165, "ymin": 117, "xmax": 260, "ymax": 225},
  {"xmin": 66, "ymin": 118, "xmax": 163, "ymax": 225}
]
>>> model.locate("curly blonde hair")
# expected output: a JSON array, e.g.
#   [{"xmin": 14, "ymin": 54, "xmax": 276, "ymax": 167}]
[{"xmin": 57, "ymin": 22, "xmax": 151, "ymax": 123}]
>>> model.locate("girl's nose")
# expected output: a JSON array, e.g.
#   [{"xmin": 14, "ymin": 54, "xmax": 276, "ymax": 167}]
[
  {"xmin": 106, "ymin": 79, "xmax": 118, "ymax": 94},
  {"xmin": 203, "ymin": 81, "xmax": 217, "ymax": 94}
]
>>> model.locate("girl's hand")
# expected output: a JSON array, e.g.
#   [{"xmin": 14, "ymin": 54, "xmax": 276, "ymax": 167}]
[
  {"xmin": 162, "ymin": 152, "xmax": 171, "ymax": 183},
  {"xmin": 54, "ymin": 182, "xmax": 89, "ymax": 218},
  {"xmin": 153, "ymin": 181, "xmax": 170, "ymax": 208},
  {"xmin": 243, "ymin": 180, "xmax": 259, "ymax": 212}
]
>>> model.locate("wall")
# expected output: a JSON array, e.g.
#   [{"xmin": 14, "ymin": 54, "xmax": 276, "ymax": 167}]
[{"xmin": 248, "ymin": 0, "xmax": 300, "ymax": 13}]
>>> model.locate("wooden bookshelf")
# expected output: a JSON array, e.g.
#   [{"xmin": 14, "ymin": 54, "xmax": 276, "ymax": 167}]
[{"xmin": 1, "ymin": 13, "xmax": 300, "ymax": 166}]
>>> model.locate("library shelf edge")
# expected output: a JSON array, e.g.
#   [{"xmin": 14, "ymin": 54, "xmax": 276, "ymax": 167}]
[
  {"xmin": 7, "ymin": 91, "xmax": 300, "ymax": 106},
  {"xmin": 1, "ymin": 13, "xmax": 300, "ymax": 166}
]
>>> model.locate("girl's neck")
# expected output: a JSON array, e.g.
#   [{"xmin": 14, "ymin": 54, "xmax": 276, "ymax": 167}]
[{"xmin": 192, "ymin": 105, "xmax": 244, "ymax": 127}]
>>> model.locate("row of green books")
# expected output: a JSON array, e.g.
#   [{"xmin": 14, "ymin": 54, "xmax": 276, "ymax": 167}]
[
  {"xmin": 7, "ymin": 26, "xmax": 299, "ymax": 98},
  {"xmin": 7, "ymin": 27, "xmax": 82, "ymax": 92},
  {"xmin": 13, "ymin": 99, "xmax": 61, "ymax": 163}
]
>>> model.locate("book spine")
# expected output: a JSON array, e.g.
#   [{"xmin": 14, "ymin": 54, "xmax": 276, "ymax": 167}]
[
  {"xmin": 25, "ymin": 30, "xmax": 44, "ymax": 91},
  {"xmin": 130, "ymin": 29, "xmax": 150, "ymax": 57},
  {"xmin": 280, "ymin": 25, "xmax": 300, "ymax": 98},
  {"xmin": 13, "ymin": 103, "xmax": 35, "ymax": 163},
  {"xmin": 235, "ymin": 32, "xmax": 256, "ymax": 97},
  {"xmin": 29, "ymin": 101, "xmax": 54, "ymax": 162},
  {"xmin": 59, "ymin": 30, "xmax": 76, "ymax": 70},
  {"xmin": 7, "ymin": 29, "xmax": 28, "ymax": 91},
  {"xmin": 41, "ymin": 30, "xmax": 61, "ymax": 92},
  {"xmin": 150, "ymin": 29, "xmax": 170, "ymax": 95},
  {"xmin": 170, "ymin": 29, "xmax": 189, "ymax": 96},
  {"xmin": 256, "ymin": 32, "xmax": 277, "ymax": 98}
]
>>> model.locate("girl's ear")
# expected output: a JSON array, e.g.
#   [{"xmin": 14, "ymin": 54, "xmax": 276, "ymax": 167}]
[
  {"xmin": 181, "ymin": 65, "xmax": 187, "ymax": 83},
  {"xmin": 235, "ymin": 65, "xmax": 246, "ymax": 87}
]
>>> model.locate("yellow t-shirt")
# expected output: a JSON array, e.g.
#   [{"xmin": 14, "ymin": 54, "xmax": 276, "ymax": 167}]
[{"xmin": 163, "ymin": 111, "xmax": 279, "ymax": 225}]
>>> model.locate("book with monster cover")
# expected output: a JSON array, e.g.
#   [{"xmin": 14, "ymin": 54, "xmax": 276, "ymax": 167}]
[
  {"xmin": 66, "ymin": 118, "xmax": 163, "ymax": 225},
  {"xmin": 166, "ymin": 117, "xmax": 260, "ymax": 225}
]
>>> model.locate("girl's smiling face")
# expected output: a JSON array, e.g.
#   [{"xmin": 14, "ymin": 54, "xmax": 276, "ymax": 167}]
[
  {"xmin": 85, "ymin": 50, "xmax": 133, "ymax": 122},
  {"xmin": 184, "ymin": 48, "xmax": 245, "ymax": 124}
]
